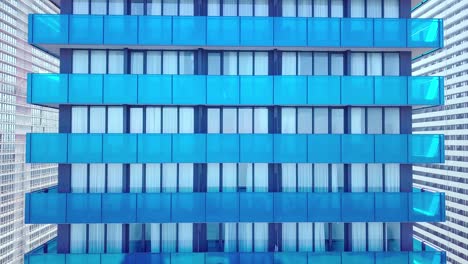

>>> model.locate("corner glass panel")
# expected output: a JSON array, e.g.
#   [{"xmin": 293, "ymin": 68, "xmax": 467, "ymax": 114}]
[
  {"xmin": 30, "ymin": 74, "xmax": 68, "ymax": 104},
  {"xmin": 408, "ymin": 77, "xmax": 442, "ymax": 105},
  {"xmin": 29, "ymin": 193, "xmax": 66, "ymax": 223},
  {"xmin": 32, "ymin": 15, "xmax": 68, "ymax": 44},
  {"xmin": 408, "ymin": 19, "xmax": 442, "ymax": 48},
  {"xmin": 410, "ymin": 192, "xmax": 443, "ymax": 222},
  {"xmin": 408, "ymin": 134, "xmax": 443, "ymax": 163},
  {"xmin": 30, "ymin": 134, "xmax": 67, "ymax": 163}
]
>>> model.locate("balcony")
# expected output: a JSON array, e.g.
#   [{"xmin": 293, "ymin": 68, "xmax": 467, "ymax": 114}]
[
  {"xmin": 24, "ymin": 192, "xmax": 445, "ymax": 224},
  {"xmin": 29, "ymin": 15, "xmax": 443, "ymax": 55},
  {"xmin": 27, "ymin": 74, "xmax": 444, "ymax": 107}
]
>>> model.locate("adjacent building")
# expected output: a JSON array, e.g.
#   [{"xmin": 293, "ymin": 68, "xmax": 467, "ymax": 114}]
[
  {"xmin": 24, "ymin": 0, "xmax": 447, "ymax": 263},
  {"xmin": 412, "ymin": 0, "xmax": 468, "ymax": 263}
]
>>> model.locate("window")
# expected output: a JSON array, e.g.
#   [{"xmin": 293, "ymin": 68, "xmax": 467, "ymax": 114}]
[
  {"xmin": 281, "ymin": 52, "xmax": 344, "ymax": 75},
  {"xmin": 130, "ymin": 51, "xmax": 195, "ymax": 74},
  {"xmin": 72, "ymin": 50, "xmax": 124, "ymax": 74},
  {"xmin": 281, "ymin": 0, "xmax": 343, "ymax": 17},
  {"xmin": 208, "ymin": 0, "xmax": 268, "ymax": 16},
  {"xmin": 130, "ymin": 0, "xmax": 194, "ymax": 15}
]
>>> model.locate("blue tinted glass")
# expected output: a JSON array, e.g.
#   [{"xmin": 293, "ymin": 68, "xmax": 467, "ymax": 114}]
[
  {"xmin": 102, "ymin": 194, "xmax": 137, "ymax": 223},
  {"xmin": 375, "ymin": 193, "xmax": 408, "ymax": 222},
  {"xmin": 239, "ymin": 134, "xmax": 273, "ymax": 163},
  {"xmin": 207, "ymin": 17, "xmax": 240, "ymax": 46},
  {"xmin": 103, "ymin": 134, "xmax": 137, "ymax": 163},
  {"xmin": 138, "ymin": 75, "xmax": 172, "ymax": 104},
  {"xmin": 30, "ymin": 74, "xmax": 68, "ymax": 104},
  {"xmin": 374, "ymin": 19, "xmax": 406, "ymax": 47},
  {"xmin": 408, "ymin": 77, "xmax": 443, "ymax": 105},
  {"xmin": 173, "ymin": 17, "xmax": 206, "ymax": 45},
  {"xmin": 68, "ymin": 134, "xmax": 103, "ymax": 163},
  {"xmin": 308, "ymin": 18, "xmax": 340, "ymax": 47},
  {"xmin": 274, "ymin": 253, "xmax": 307, "ymax": 264},
  {"xmin": 342, "ymin": 252, "xmax": 374, "ymax": 264},
  {"xmin": 206, "ymin": 76, "xmax": 240, "ymax": 105},
  {"xmin": 375, "ymin": 252, "xmax": 409, "ymax": 264},
  {"xmin": 66, "ymin": 254, "xmax": 102, "ymax": 264},
  {"xmin": 374, "ymin": 76, "xmax": 407, "ymax": 105},
  {"xmin": 101, "ymin": 254, "xmax": 126, "ymax": 264},
  {"xmin": 240, "ymin": 17, "xmax": 273, "ymax": 46},
  {"xmin": 375, "ymin": 135, "xmax": 407, "ymax": 163},
  {"xmin": 206, "ymin": 193, "xmax": 239, "ymax": 222},
  {"xmin": 70, "ymin": 15, "xmax": 104, "ymax": 44},
  {"xmin": 172, "ymin": 193, "xmax": 206, "ymax": 222},
  {"xmin": 308, "ymin": 253, "xmax": 341, "ymax": 264},
  {"xmin": 239, "ymin": 253, "xmax": 273, "ymax": 263},
  {"xmin": 28, "ymin": 255, "xmax": 65, "ymax": 264},
  {"xmin": 342, "ymin": 135, "xmax": 374, "ymax": 163},
  {"xmin": 410, "ymin": 192, "xmax": 444, "ymax": 222},
  {"xmin": 274, "ymin": 76, "xmax": 307, "ymax": 105},
  {"xmin": 410, "ymin": 252, "xmax": 444, "ymax": 264},
  {"xmin": 308, "ymin": 193, "xmax": 341, "ymax": 222},
  {"xmin": 274, "ymin": 17, "xmax": 307, "ymax": 46},
  {"xmin": 32, "ymin": 15, "xmax": 68, "ymax": 44},
  {"xmin": 104, "ymin": 16, "xmax": 138, "ymax": 44},
  {"xmin": 408, "ymin": 134, "xmax": 443, "ymax": 163},
  {"xmin": 274, "ymin": 193, "xmax": 307, "ymax": 222},
  {"xmin": 341, "ymin": 19, "xmax": 373, "ymax": 47},
  {"xmin": 137, "ymin": 194, "xmax": 171, "ymax": 223},
  {"xmin": 67, "ymin": 194, "xmax": 102, "ymax": 223},
  {"xmin": 408, "ymin": 19, "xmax": 442, "ymax": 48},
  {"xmin": 138, "ymin": 134, "xmax": 172, "ymax": 163},
  {"xmin": 308, "ymin": 76, "xmax": 341, "ymax": 105},
  {"xmin": 206, "ymin": 253, "xmax": 239, "ymax": 264},
  {"xmin": 138, "ymin": 16, "xmax": 172, "ymax": 45},
  {"xmin": 274, "ymin": 134, "xmax": 307, "ymax": 163},
  {"xmin": 342, "ymin": 193, "xmax": 374, "ymax": 222},
  {"xmin": 341, "ymin": 76, "xmax": 374, "ymax": 105},
  {"xmin": 239, "ymin": 193, "xmax": 273, "ymax": 222},
  {"xmin": 172, "ymin": 76, "xmax": 206, "ymax": 104},
  {"xmin": 103, "ymin": 75, "xmax": 137, "ymax": 104},
  {"xmin": 239, "ymin": 76, "xmax": 273, "ymax": 105},
  {"xmin": 30, "ymin": 133, "xmax": 67, "ymax": 163},
  {"xmin": 69, "ymin": 74, "xmax": 103, "ymax": 104},
  {"xmin": 172, "ymin": 134, "xmax": 206, "ymax": 163},
  {"xmin": 206, "ymin": 134, "xmax": 239, "ymax": 163},
  {"xmin": 29, "ymin": 193, "xmax": 66, "ymax": 224},
  {"xmin": 308, "ymin": 135, "xmax": 341, "ymax": 163}
]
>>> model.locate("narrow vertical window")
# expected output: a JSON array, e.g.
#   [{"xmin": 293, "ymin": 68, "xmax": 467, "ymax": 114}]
[
  {"xmin": 350, "ymin": 0, "xmax": 365, "ymax": 18},
  {"xmin": 91, "ymin": 0, "xmax": 106, "ymax": 14},
  {"xmin": 90, "ymin": 50, "xmax": 106, "ymax": 74},
  {"xmin": 109, "ymin": 0, "xmax": 125, "ymax": 14},
  {"xmin": 73, "ymin": 0, "xmax": 89, "ymax": 14},
  {"xmin": 72, "ymin": 50, "xmax": 89, "ymax": 74},
  {"xmin": 131, "ymin": 52, "xmax": 144, "ymax": 74},
  {"xmin": 108, "ymin": 51, "xmax": 124, "ymax": 74}
]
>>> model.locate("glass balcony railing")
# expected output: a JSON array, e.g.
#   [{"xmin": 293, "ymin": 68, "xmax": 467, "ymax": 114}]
[
  {"xmin": 27, "ymin": 74, "xmax": 444, "ymax": 107},
  {"xmin": 25, "ymin": 192, "xmax": 445, "ymax": 224},
  {"xmin": 26, "ymin": 134, "xmax": 445, "ymax": 164},
  {"xmin": 29, "ymin": 15, "xmax": 443, "ymax": 49}
]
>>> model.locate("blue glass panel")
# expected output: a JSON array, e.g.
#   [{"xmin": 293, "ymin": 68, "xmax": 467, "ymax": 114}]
[
  {"xmin": 308, "ymin": 253, "xmax": 341, "ymax": 264},
  {"xmin": 308, "ymin": 193, "xmax": 341, "ymax": 221},
  {"xmin": 408, "ymin": 19, "xmax": 441, "ymax": 48},
  {"xmin": 29, "ymin": 193, "xmax": 66, "ymax": 224},
  {"xmin": 28, "ymin": 255, "xmax": 65, "ymax": 264},
  {"xmin": 341, "ymin": 19, "xmax": 373, "ymax": 47},
  {"xmin": 30, "ymin": 133, "xmax": 67, "ymax": 163},
  {"xmin": 375, "ymin": 193, "xmax": 408, "ymax": 222},
  {"xmin": 341, "ymin": 76, "xmax": 374, "ymax": 105},
  {"xmin": 173, "ymin": 75, "xmax": 206, "ymax": 104},
  {"xmin": 138, "ymin": 75, "xmax": 172, "ymax": 104},
  {"xmin": 68, "ymin": 134, "xmax": 102, "ymax": 163},
  {"xmin": 206, "ymin": 76, "xmax": 240, "ymax": 105},
  {"xmin": 172, "ymin": 134, "xmax": 206, "ymax": 163},
  {"xmin": 342, "ymin": 253, "xmax": 374, "ymax": 264},
  {"xmin": 239, "ymin": 76, "xmax": 273, "ymax": 105},
  {"xmin": 239, "ymin": 193, "xmax": 273, "ymax": 222},
  {"xmin": 103, "ymin": 75, "xmax": 137, "ymax": 104},
  {"xmin": 308, "ymin": 76, "xmax": 341, "ymax": 105},
  {"xmin": 32, "ymin": 15, "xmax": 68, "ymax": 44},
  {"xmin": 375, "ymin": 135, "xmax": 407, "ymax": 163},
  {"xmin": 172, "ymin": 193, "xmax": 206, "ymax": 222},
  {"xmin": 132, "ymin": 254, "xmax": 163, "ymax": 264},
  {"xmin": 342, "ymin": 135, "xmax": 374, "ymax": 163},
  {"xmin": 410, "ymin": 252, "xmax": 444, "ymax": 264},
  {"xmin": 206, "ymin": 193, "xmax": 239, "ymax": 222},
  {"xmin": 274, "ymin": 17, "xmax": 307, "ymax": 46},
  {"xmin": 173, "ymin": 17, "xmax": 206, "ymax": 45},
  {"xmin": 69, "ymin": 74, "xmax": 103, "ymax": 104},
  {"xmin": 308, "ymin": 18, "xmax": 340, "ymax": 47},
  {"xmin": 408, "ymin": 77, "xmax": 442, "ymax": 105},
  {"xmin": 408, "ymin": 134, "xmax": 443, "ymax": 163},
  {"xmin": 66, "ymin": 254, "xmax": 101, "ymax": 264},
  {"xmin": 101, "ymin": 254, "xmax": 126, "ymax": 264},
  {"xmin": 239, "ymin": 134, "xmax": 273, "ymax": 163},
  {"xmin": 374, "ymin": 77, "xmax": 407, "ymax": 105},
  {"xmin": 207, "ymin": 17, "xmax": 240, "ymax": 46},
  {"xmin": 138, "ymin": 16, "xmax": 172, "ymax": 45},
  {"xmin": 274, "ymin": 193, "xmax": 307, "ymax": 222},
  {"xmin": 206, "ymin": 253, "xmax": 239, "ymax": 264},
  {"xmin": 413, "ymin": 239, "xmax": 423, "ymax": 251},
  {"xmin": 240, "ymin": 17, "xmax": 273, "ymax": 46},
  {"xmin": 342, "ymin": 193, "xmax": 374, "ymax": 222},
  {"xmin": 138, "ymin": 134, "xmax": 172, "ymax": 163},
  {"xmin": 69, "ymin": 15, "xmax": 103, "ymax": 44},
  {"xmin": 239, "ymin": 253, "xmax": 273, "ymax": 263},
  {"xmin": 137, "ymin": 194, "xmax": 171, "ymax": 223},
  {"xmin": 410, "ymin": 192, "xmax": 443, "ymax": 222},
  {"xmin": 171, "ymin": 253, "xmax": 206, "ymax": 264},
  {"xmin": 103, "ymin": 134, "xmax": 137, "ymax": 163},
  {"xmin": 207, "ymin": 134, "xmax": 239, "ymax": 162},
  {"xmin": 274, "ymin": 76, "xmax": 307, "ymax": 105},
  {"xmin": 275, "ymin": 253, "xmax": 307, "ymax": 264},
  {"xmin": 375, "ymin": 252, "xmax": 409, "ymax": 264},
  {"xmin": 103, "ymin": 16, "xmax": 137, "ymax": 44},
  {"xmin": 308, "ymin": 135, "xmax": 341, "ymax": 163},
  {"xmin": 66, "ymin": 194, "xmax": 102, "ymax": 223},
  {"xmin": 102, "ymin": 194, "xmax": 137, "ymax": 223},
  {"xmin": 30, "ymin": 74, "xmax": 67, "ymax": 104},
  {"xmin": 274, "ymin": 134, "xmax": 307, "ymax": 163},
  {"xmin": 374, "ymin": 19, "xmax": 406, "ymax": 47}
]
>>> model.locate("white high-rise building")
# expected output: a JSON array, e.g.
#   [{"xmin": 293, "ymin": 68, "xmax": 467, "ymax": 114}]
[{"xmin": 412, "ymin": 0, "xmax": 468, "ymax": 263}]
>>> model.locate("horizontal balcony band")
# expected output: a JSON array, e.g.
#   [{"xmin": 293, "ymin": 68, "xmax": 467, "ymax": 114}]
[
  {"xmin": 27, "ymin": 74, "xmax": 444, "ymax": 107},
  {"xmin": 25, "ymin": 133, "xmax": 445, "ymax": 164},
  {"xmin": 24, "ymin": 192, "xmax": 445, "ymax": 224},
  {"xmin": 24, "ymin": 252, "xmax": 446, "ymax": 264},
  {"xmin": 28, "ymin": 15, "xmax": 444, "ymax": 55}
]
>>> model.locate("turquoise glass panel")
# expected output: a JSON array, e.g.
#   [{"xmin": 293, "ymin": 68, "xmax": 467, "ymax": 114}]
[
  {"xmin": 341, "ymin": 76, "xmax": 374, "ymax": 105},
  {"xmin": 410, "ymin": 252, "xmax": 444, "ymax": 264},
  {"xmin": 274, "ymin": 17, "xmax": 307, "ymax": 46},
  {"xmin": 375, "ymin": 252, "xmax": 409, "ymax": 264},
  {"xmin": 408, "ymin": 77, "xmax": 442, "ymax": 105},
  {"xmin": 240, "ymin": 253, "xmax": 273, "ymax": 264},
  {"xmin": 342, "ymin": 253, "xmax": 374, "ymax": 264},
  {"xmin": 69, "ymin": 74, "xmax": 103, "ymax": 104},
  {"xmin": 410, "ymin": 192, "xmax": 444, "ymax": 222},
  {"xmin": 375, "ymin": 135, "xmax": 407, "ymax": 163},
  {"xmin": 274, "ymin": 193, "xmax": 307, "ymax": 222},
  {"xmin": 408, "ymin": 19, "xmax": 441, "ymax": 48},
  {"xmin": 138, "ymin": 16, "xmax": 172, "ymax": 45},
  {"xmin": 308, "ymin": 76, "xmax": 341, "ymax": 105},
  {"xmin": 308, "ymin": 135, "xmax": 341, "ymax": 163},
  {"xmin": 413, "ymin": 239, "xmax": 423, "ymax": 251},
  {"xmin": 172, "ymin": 193, "xmax": 206, "ymax": 222},
  {"xmin": 239, "ymin": 134, "xmax": 273, "ymax": 163},
  {"xmin": 374, "ymin": 19, "xmax": 406, "ymax": 47},
  {"xmin": 137, "ymin": 134, "xmax": 172, "ymax": 163},
  {"xmin": 308, "ymin": 253, "xmax": 341, "ymax": 264},
  {"xmin": 66, "ymin": 254, "xmax": 101, "ymax": 264},
  {"xmin": 30, "ymin": 74, "xmax": 68, "ymax": 104},
  {"xmin": 308, "ymin": 193, "xmax": 341, "ymax": 221},
  {"xmin": 136, "ymin": 194, "xmax": 171, "ymax": 222},
  {"xmin": 32, "ymin": 15, "xmax": 68, "ymax": 44},
  {"xmin": 30, "ymin": 133, "xmax": 67, "ymax": 163},
  {"xmin": 308, "ymin": 18, "xmax": 340, "ymax": 46},
  {"xmin": 239, "ymin": 193, "xmax": 273, "ymax": 222},
  {"xmin": 171, "ymin": 253, "xmax": 205, "ymax": 264},
  {"xmin": 66, "ymin": 194, "xmax": 101, "ymax": 223},
  {"xmin": 240, "ymin": 76, "xmax": 273, "ymax": 105},
  {"xmin": 101, "ymin": 254, "xmax": 126, "ymax": 264},
  {"xmin": 207, "ymin": 17, "xmax": 240, "ymax": 46},
  {"xmin": 206, "ymin": 193, "xmax": 239, "ymax": 222},
  {"xmin": 138, "ymin": 75, "xmax": 172, "ymax": 104},
  {"xmin": 132, "ymin": 254, "xmax": 163, "ymax": 264},
  {"xmin": 408, "ymin": 134, "xmax": 443, "ymax": 163},
  {"xmin": 103, "ymin": 16, "xmax": 137, "ymax": 44},
  {"xmin": 206, "ymin": 253, "xmax": 239, "ymax": 264},
  {"xmin": 240, "ymin": 17, "xmax": 273, "ymax": 46},
  {"xmin": 342, "ymin": 135, "xmax": 374, "ymax": 163},
  {"xmin": 274, "ymin": 76, "xmax": 307, "ymax": 105},
  {"xmin": 274, "ymin": 253, "xmax": 307, "ymax": 264},
  {"xmin": 274, "ymin": 134, "xmax": 307, "ymax": 163},
  {"xmin": 69, "ymin": 15, "xmax": 103, "ymax": 44},
  {"xmin": 103, "ymin": 134, "xmax": 137, "ymax": 163},
  {"xmin": 68, "ymin": 134, "xmax": 102, "ymax": 163},
  {"xmin": 29, "ymin": 193, "xmax": 66, "ymax": 224},
  {"xmin": 206, "ymin": 134, "xmax": 239, "ymax": 162},
  {"xmin": 103, "ymin": 75, "xmax": 137, "ymax": 104},
  {"xmin": 374, "ymin": 76, "xmax": 407, "ymax": 105},
  {"xmin": 342, "ymin": 193, "xmax": 374, "ymax": 222},
  {"xmin": 28, "ymin": 255, "xmax": 65, "ymax": 264},
  {"xmin": 102, "ymin": 194, "xmax": 137, "ymax": 223},
  {"xmin": 172, "ymin": 134, "xmax": 206, "ymax": 163},
  {"xmin": 206, "ymin": 76, "xmax": 240, "ymax": 105},
  {"xmin": 375, "ymin": 193, "xmax": 409, "ymax": 222},
  {"xmin": 341, "ymin": 18, "xmax": 373, "ymax": 47},
  {"xmin": 173, "ymin": 75, "xmax": 206, "ymax": 104},
  {"xmin": 173, "ymin": 16, "xmax": 206, "ymax": 45}
]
